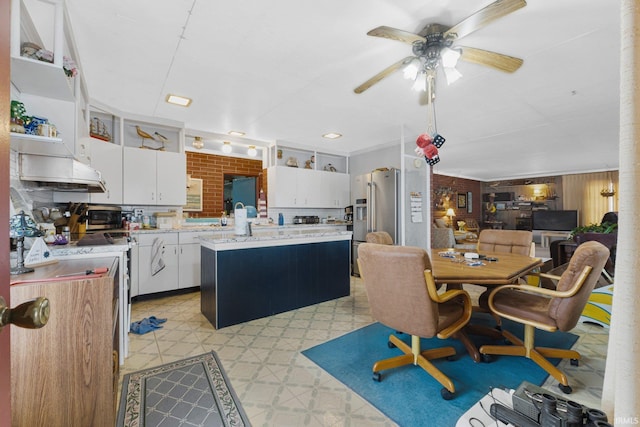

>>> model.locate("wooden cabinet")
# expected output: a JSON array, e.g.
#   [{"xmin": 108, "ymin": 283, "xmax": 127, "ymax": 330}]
[
  {"xmin": 10, "ymin": 257, "xmax": 118, "ymax": 426},
  {"xmin": 267, "ymin": 166, "xmax": 350, "ymax": 208},
  {"xmin": 123, "ymin": 148, "xmax": 186, "ymax": 205}
]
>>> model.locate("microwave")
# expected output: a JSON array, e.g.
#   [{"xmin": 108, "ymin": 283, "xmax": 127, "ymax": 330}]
[{"xmin": 86, "ymin": 206, "xmax": 122, "ymax": 231}]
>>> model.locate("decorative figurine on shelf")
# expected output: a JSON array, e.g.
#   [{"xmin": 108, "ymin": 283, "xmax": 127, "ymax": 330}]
[
  {"xmin": 485, "ymin": 193, "xmax": 497, "ymax": 222},
  {"xmin": 133, "ymin": 125, "xmax": 169, "ymax": 150}
]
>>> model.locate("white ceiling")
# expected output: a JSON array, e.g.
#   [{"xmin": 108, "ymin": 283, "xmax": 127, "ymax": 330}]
[{"xmin": 61, "ymin": 0, "xmax": 619, "ymax": 181}]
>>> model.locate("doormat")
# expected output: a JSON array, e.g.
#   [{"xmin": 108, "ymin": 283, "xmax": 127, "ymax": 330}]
[
  {"xmin": 117, "ymin": 351, "xmax": 251, "ymax": 427},
  {"xmin": 302, "ymin": 317, "xmax": 578, "ymax": 427}
]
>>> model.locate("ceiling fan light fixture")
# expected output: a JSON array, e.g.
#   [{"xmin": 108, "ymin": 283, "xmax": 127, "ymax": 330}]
[
  {"xmin": 441, "ymin": 47, "xmax": 461, "ymax": 68},
  {"xmin": 247, "ymin": 145, "xmax": 258, "ymax": 157},
  {"xmin": 222, "ymin": 141, "xmax": 232, "ymax": 153},
  {"xmin": 412, "ymin": 70, "xmax": 427, "ymax": 92},
  {"xmin": 402, "ymin": 58, "xmax": 420, "ymax": 80},
  {"xmin": 192, "ymin": 136, "xmax": 204, "ymax": 149},
  {"xmin": 444, "ymin": 67, "xmax": 463, "ymax": 85}
]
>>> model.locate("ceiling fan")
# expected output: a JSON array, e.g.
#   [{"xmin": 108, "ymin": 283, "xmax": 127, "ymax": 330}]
[{"xmin": 354, "ymin": 0, "xmax": 526, "ymax": 100}]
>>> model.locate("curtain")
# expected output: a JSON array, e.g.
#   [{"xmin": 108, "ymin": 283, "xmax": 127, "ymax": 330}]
[{"xmin": 562, "ymin": 171, "xmax": 618, "ymax": 226}]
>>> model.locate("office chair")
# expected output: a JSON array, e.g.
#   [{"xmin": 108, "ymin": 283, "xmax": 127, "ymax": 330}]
[
  {"xmin": 365, "ymin": 231, "xmax": 394, "ymax": 245},
  {"xmin": 479, "ymin": 241, "xmax": 609, "ymax": 394},
  {"xmin": 475, "ymin": 230, "xmax": 535, "ymax": 323},
  {"xmin": 357, "ymin": 243, "xmax": 473, "ymax": 400}
]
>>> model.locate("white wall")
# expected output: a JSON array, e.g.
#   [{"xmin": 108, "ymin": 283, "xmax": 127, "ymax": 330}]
[{"xmin": 348, "ymin": 142, "xmax": 401, "ymax": 176}]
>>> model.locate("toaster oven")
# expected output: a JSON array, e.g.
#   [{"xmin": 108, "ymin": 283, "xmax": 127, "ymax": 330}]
[{"xmin": 85, "ymin": 206, "xmax": 122, "ymax": 231}]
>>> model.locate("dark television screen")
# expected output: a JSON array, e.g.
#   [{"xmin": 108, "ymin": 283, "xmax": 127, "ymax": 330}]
[{"xmin": 532, "ymin": 210, "xmax": 578, "ymax": 231}]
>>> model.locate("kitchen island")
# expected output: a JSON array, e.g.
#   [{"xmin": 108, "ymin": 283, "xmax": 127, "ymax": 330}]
[{"xmin": 199, "ymin": 227, "xmax": 352, "ymax": 328}]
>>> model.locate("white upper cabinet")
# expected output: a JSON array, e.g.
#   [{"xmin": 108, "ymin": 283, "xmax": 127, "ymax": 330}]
[
  {"xmin": 266, "ymin": 142, "xmax": 350, "ymax": 208},
  {"xmin": 123, "ymin": 148, "xmax": 186, "ymax": 206}
]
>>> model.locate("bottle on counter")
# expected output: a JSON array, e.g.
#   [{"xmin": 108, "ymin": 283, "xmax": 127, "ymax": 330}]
[
  {"xmin": 221, "ymin": 211, "xmax": 228, "ymax": 226},
  {"xmin": 278, "ymin": 213, "xmax": 284, "ymax": 226},
  {"xmin": 62, "ymin": 226, "xmax": 71, "ymax": 243}
]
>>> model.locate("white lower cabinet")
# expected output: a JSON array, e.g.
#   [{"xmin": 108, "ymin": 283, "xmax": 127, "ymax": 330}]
[
  {"xmin": 136, "ymin": 232, "xmax": 179, "ymax": 296},
  {"xmin": 178, "ymin": 231, "xmax": 206, "ymax": 289},
  {"xmin": 132, "ymin": 231, "xmax": 212, "ymax": 296}
]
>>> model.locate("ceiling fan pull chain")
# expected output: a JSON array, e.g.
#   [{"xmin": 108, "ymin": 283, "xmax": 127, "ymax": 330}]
[{"xmin": 426, "ymin": 69, "xmax": 437, "ymax": 134}]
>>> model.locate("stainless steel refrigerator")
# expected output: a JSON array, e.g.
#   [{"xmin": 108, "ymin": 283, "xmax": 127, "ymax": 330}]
[{"xmin": 351, "ymin": 168, "xmax": 399, "ymax": 276}]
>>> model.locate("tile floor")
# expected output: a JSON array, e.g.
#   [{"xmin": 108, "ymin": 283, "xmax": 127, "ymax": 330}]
[{"xmin": 120, "ymin": 272, "xmax": 609, "ymax": 427}]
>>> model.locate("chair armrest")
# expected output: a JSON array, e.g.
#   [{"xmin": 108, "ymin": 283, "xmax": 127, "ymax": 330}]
[
  {"xmin": 424, "ymin": 270, "xmax": 472, "ymax": 339},
  {"xmin": 490, "ymin": 265, "xmax": 593, "ymax": 300},
  {"xmin": 487, "ymin": 265, "xmax": 594, "ymax": 332},
  {"xmin": 537, "ymin": 272, "xmax": 562, "ymax": 281}
]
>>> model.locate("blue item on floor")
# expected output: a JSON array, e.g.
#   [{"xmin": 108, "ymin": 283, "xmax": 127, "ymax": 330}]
[
  {"xmin": 130, "ymin": 317, "xmax": 164, "ymax": 335},
  {"xmin": 302, "ymin": 314, "xmax": 579, "ymax": 427},
  {"xmin": 148, "ymin": 316, "xmax": 167, "ymax": 325}
]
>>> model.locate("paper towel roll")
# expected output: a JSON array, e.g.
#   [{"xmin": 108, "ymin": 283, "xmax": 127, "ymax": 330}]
[{"xmin": 234, "ymin": 206, "xmax": 247, "ymax": 235}]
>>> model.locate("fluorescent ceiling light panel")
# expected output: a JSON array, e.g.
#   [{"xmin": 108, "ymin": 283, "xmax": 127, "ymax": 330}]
[{"xmin": 165, "ymin": 94, "xmax": 192, "ymax": 107}]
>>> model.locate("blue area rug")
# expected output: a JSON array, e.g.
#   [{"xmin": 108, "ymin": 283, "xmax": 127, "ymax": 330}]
[{"xmin": 302, "ymin": 314, "xmax": 578, "ymax": 427}]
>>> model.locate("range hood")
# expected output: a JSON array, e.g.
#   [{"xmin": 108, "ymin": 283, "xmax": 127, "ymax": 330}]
[{"xmin": 19, "ymin": 153, "xmax": 106, "ymax": 193}]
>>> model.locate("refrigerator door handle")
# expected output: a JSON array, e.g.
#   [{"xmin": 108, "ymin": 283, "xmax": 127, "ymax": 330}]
[
  {"xmin": 366, "ymin": 182, "xmax": 372, "ymax": 232},
  {"xmin": 370, "ymin": 181, "xmax": 377, "ymax": 232}
]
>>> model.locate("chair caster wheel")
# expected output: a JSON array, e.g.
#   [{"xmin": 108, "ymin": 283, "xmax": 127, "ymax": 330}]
[
  {"xmin": 441, "ymin": 388, "xmax": 454, "ymax": 400},
  {"xmin": 570, "ymin": 358, "xmax": 579, "ymax": 366},
  {"xmin": 481, "ymin": 354, "xmax": 494, "ymax": 363},
  {"xmin": 387, "ymin": 341, "xmax": 396, "ymax": 349},
  {"xmin": 558, "ymin": 384, "xmax": 572, "ymax": 394},
  {"xmin": 373, "ymin": 372, "xmax": 382, "ymax": 382}
]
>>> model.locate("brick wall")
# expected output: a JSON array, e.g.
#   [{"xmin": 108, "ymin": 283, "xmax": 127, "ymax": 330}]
[
  {"xmin": 186, "ymin": 152, "xmax": 265, "ymax": 217},
  {"xmin": 432, "ymin": 173, "xmax": 482, "ymax": 224}
]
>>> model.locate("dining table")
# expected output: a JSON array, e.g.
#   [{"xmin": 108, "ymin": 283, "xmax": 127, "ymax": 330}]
[
  {"xmin": 430, "ymin": 249, "xmax": 543, "ymax": 286},
  {"xmin": 429, "ymin": 249, "xmax": 544, "ymax": 362}
]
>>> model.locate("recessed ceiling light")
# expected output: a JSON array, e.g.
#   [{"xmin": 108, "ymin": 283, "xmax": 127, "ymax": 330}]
[
  {"xmin": 165, "ymin": 94, "xmax": 192, "ymax": 107},
  {"xmin": 228, "ymin": 130, "xmax": 245, "ymax": 136},
  {"xmin": 322, "ymin": 132, "xmax": 342, "ymax": 139}
]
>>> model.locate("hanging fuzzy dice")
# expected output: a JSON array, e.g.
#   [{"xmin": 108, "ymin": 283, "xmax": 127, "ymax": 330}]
[{"xmin": 415, "ymin": 133, "xmax": 446, "ymax": 166}]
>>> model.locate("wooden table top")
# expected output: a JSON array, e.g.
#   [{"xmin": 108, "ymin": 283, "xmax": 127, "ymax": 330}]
[{"xmin": 430, "ymin": 249, "xmax": 543, "ymax": 285}]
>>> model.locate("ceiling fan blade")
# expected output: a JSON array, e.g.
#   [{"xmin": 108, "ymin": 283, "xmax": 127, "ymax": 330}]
[
  {"xmin": 367, "ymin": 26, "xmax": 425, "ymax": 45},
  {"xmin": 354, "ymin": 56, "xmax": 415, "ymax": 94},
  {"xmin": 459, "ymin": 46, "xmax": 523, "ymax": 73},
  {"xmin": 444, "ymin": 0, "xmax": 526, "ymax": 41}
]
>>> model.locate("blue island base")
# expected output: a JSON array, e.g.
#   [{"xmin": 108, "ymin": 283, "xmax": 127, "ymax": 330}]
[{"xmin": 201, "ymin": 240, "xmax": 351, "ymax": 329}]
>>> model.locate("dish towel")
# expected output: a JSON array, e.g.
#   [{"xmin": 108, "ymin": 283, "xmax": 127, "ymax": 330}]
[
  {"xmin": 130, "ymin": 316, "xmax": 167, "ymax": 334},
  {"xmin": 150, "ymin": 237, "xmax": 165, "ymax": 276}
]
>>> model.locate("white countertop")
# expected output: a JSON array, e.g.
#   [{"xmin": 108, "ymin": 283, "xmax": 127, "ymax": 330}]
[
  {"xmin": 200, "ymin": 228, "xmax": 352, "ymax": 251},
  {"xmin": 47, "ymin": 237, "xmax": 131, "ymax": 257},
  {"xmin": 129, "ymin": 223, "xmax": 349, "ymax": 235}
]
